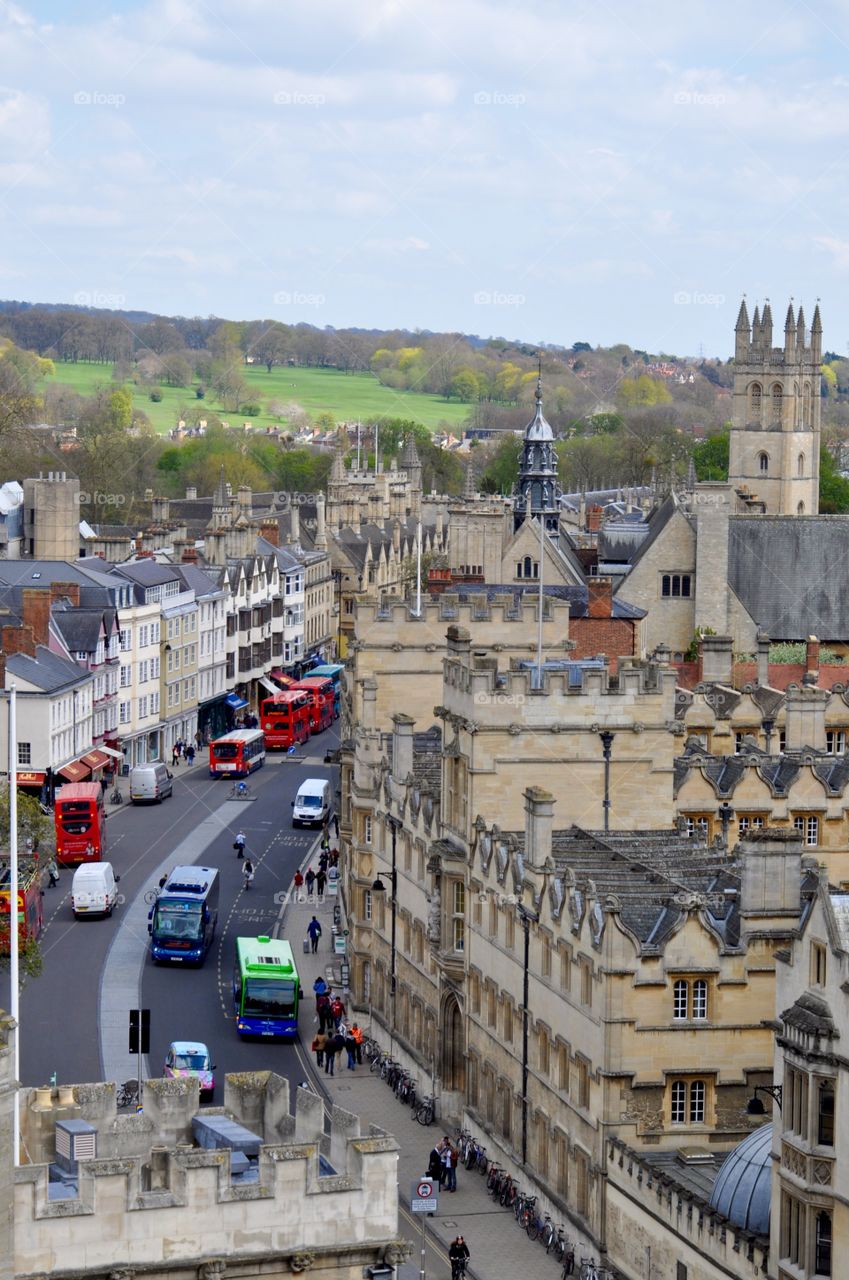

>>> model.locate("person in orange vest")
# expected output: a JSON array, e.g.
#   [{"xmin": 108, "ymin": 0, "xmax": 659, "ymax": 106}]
[{"xmin": 351, "ymin": 1022, "xmax": 364, "ymax": 1065}]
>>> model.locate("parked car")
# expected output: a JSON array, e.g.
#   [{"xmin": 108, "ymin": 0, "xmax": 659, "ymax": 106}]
[{"xmin": 71, "ymin": 861, "xmax": 120, "ymax": 918}]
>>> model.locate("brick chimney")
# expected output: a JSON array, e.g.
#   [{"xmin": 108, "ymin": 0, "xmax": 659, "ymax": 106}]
[
  {"xmin": 21, "ymin": 589, "xmax": 51, "ymax": 647},
  {"xmin": 587, "ymin": 577, "xmax": 613, "ymax": 618},
  {"xmin": 587, "ymin": 505, "xmax": 602, "ymax": 532},
  {"xmin": 0, "ymin": 654, "xmax": 5, "ymax": 688},
  {"xmin": 2, "ymin": 623, "xmax": 36, "ymax": 658},
  {"xmin": 50, "ymin": 581, "xmax": 81, "ymax": 607},
  {"xmin": 805, "ymin": 635, "xmax": 820, "ymax": 682},
  {"xmin": 427, "ymin": 567, "xmax": 452, "ymax": 595},
  {"xmin": 260, "ymin": 519, "xmax": 279, "ymax": 547},
  {"xmin": 181, "ymin": 547, "xmax": 199, "ymax": 563}
]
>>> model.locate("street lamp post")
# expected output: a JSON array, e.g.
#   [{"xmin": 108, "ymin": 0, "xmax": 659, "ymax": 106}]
[
  {"xmin": 518, "ymin": 903, "xmax": 539, "ymax": 1167},
  {"xmin": 599, "ymin": 730, "xmax": 614, "ymax": 833},
  {"xmin": 372, "ymin": 815, "xmax": 400, "ymax": 1045}
]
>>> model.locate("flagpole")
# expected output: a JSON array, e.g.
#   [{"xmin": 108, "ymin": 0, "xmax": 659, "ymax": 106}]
[
  {"xmin": 415, "ymin": 520, "xmax": 422, "ymax": 617},
  {"xmin": 9, "ymin": 683, "xmax": 19, "ymax": 1166},
  {"xmin": 536, "ymin": 511, "xmax": 544, "ymax": 683}
]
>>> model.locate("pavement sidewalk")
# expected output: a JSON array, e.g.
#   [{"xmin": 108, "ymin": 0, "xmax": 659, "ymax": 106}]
[{"xmin": 284, "ymin": 879, "xmax": 575, "ymax": 1280}]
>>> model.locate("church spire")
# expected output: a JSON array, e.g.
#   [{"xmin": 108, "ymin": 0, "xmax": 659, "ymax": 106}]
[
  {"xmin": 735, "ymin": 298, "xmax": 750, "ymax": 332},
  {"xmin": 329, "ymin": 433, "xmax": 346, "ymax": 484},
  {"xmin": 463, "ymin": 460, "xmax": 476, "ymax": 500}
]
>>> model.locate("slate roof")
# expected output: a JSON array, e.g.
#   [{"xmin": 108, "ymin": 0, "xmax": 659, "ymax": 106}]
[
  {"xmin": 6, "ymin": 645, "xmax": 93, "ymax": 692},
  {"xmin": 0, "ymin": 560, "xmax": 116, "ymax": 592},
  {"xmin": 52, "ymin": 607, "xmax": 115, "ymax": 653},
  {"xmin": 828, "ymin": 891, "xmax": 849, "ymax": 951},
  {"xmin": 411, "ymin": 726, "xmax": 442, "ymax": 795},
  {"xmin": 173, "ymin": 563, "xmax": 224, "ymax": 597},
  {"xmin": 513, "ymin": 825, "xmax": 740, "ymax": 951},
  {"xmin": 639, "ymin": 1148, "xmax": 731, "ymax": 1205},
  {"xmin": 615, "ymin": 493, "xmax": 687, "ymax": 575},
  {"xmin": 110, "ymin": 559, "xmax": 179, "ymax": 587},
  {"xmin": 728, "ymin": 516, "xmax": 849, "ymax": 641}
]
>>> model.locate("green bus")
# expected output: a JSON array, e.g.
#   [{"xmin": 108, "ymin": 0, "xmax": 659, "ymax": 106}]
[{"xmin": 232, "ymin": 935, "xmax": 300, "ymax": 1038}]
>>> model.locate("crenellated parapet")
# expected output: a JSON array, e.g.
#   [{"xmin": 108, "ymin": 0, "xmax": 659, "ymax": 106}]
[{"xmin": 13, "ymin": 1074, "xmax": 400, "ymax": 1280}]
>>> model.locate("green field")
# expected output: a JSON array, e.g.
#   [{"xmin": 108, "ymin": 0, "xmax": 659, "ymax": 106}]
[{"xmin": 46, "ymin": 362, "xmax": 471, "ymax": 435}]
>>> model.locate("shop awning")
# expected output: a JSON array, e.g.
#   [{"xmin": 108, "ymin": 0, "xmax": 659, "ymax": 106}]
[
  {"xmin": 98, "ymin": 745, "xmax": 125, "ymax": 760},
  {"xmin": 225, "ymin": 692, "xmax": 249, "ymax": 711},
  {"xmin": 259, "ymin": 676, "xmax": 278, "ymax": 694},
  {"xmin": 81, "ymin": 749, "xmax": 111, "ymax": 771},
  {"xmin": 16, "ymin": 771, "xmax": 46, "ymax": 786},
  {"xmin": 58, "ymin": 760, "xmax": 90, "ymax": 783}
]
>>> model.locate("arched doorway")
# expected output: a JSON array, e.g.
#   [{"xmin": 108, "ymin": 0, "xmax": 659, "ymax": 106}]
[{"xmin": 441, "ymin": 991, "xmax": 465, "ymax": 1092}]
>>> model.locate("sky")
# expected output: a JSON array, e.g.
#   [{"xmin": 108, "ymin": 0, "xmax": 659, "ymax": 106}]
[{"xmin": 2, "ymin": 0, "xmax": 849, "ymax": 357}]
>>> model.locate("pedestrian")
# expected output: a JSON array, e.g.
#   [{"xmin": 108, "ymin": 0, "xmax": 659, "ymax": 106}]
[
  {"xmin": 448, "ymin": 1236, "xmax": 470, "ymax": 1279},
  {"xmin": 158, "ymin": 873, "xmax": 168, "ymax": 891},
  {"xmin": 321, "ymin": 824, "xmax": 330, "ymax": 852},
  {"xmin": 317, "ymin": 991, "xmax": 333, "ymax": 1032},
  {"xmin": 331, "ymin": 994, "xmax": 346, "ymax": 1028},
  {"xmin": 427, "ymin": 1141, "xmax": 443, "ymax": 1182},
  {"xmin": 186, "ymin": 745, "xmax": 195, "ymax": 766},
  {"xmin": 305, "ymin": 867, "xmax": 316, "ymax": 896},
  {"xmin": 440, "ymin": 1137, "xmax": 454, "ymax": 1189},
  {"xmin": 294, "ymin": 869, "xmax": 304, "ymax": 897},
  {"xmin": 176, "ymin": 738, "xmax": 184, "ymax": 757},
  {"xmin": 234, "ymin": 830, "xmax": 246, "ymax": 858},
  {"xmin": 351, "ymin": 1022, "xmax": 363, "ymax": 1064},
  {"xmin": 313, "ymin": 975, "xmax": 327, "ymax": 1003},
  {"xmin": 307, "ymin": 915, "xmax": 322, "ymax": 954},
  {"xmin": 312, "ymin": 1030, "xmax": 327, "ymax": 1070},
  {"xmin": 316, "ymin": 868, "xmax": 327, "ymax": 899},
  {"xmin": 171, "ymin": 744, "xmax": 179, "ymax": 767},
  {"xmin": 195, "ymin": 729, "xmax": 203, "ymax": 751},
  {"xmin": 85, "ymin": 841, "xmax": 95, "ymax": 861},
  {"xmin": 443, "ymin": 1139, "xmax": 458, "ymax": 1192},
  {"xmin": 318, "ymin": 851, "xmax": 328, "ymax": 874},
  {"xmin": 344, "ymin": 1027, "xmax": 357, "ymax": 1070},
  {"xmin": 46, "ymin": 857, "xmax": 59, "ymax": 888},
  {"xmin": 100, "ymin": 775, "xmax": 108, "ymax": 796},
  {"xmin": 330, "ymin": 848, "xmax": 339, "ymax": 868},
  {"xmin": 332, "ymin": 813, "xmax": 339, "ymax": 839},
  {"xmin": 242, "ymin": 858, "xmax": 255, "ymax": 890}
]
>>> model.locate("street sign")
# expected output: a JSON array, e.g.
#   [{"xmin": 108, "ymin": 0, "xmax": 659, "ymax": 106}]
[
  {"xmin": 129, "ymin": 1008, "xmax": 150, "ymax": 1055},
  {"xmin": 334, "ymin": 934, "xmax": 347, "ymax": 955},
  {"xmin": 411, "ymin": 1177, "xmax": 438, "ymax": 1213}
]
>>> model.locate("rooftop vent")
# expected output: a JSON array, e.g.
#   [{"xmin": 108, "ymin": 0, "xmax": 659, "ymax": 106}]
[{"xmin": 55, "ymin": 1118, "xmax": 96, "ymax": 1170}]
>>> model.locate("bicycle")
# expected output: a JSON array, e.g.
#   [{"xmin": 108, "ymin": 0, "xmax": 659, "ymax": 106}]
[
  {"xmin": 369, "ymin": 1049, "xmax": 390, "ymax": 1075},
  {"xmin": 361, "ymin": 1036, "xmax": 380, "ymax": 1061},
  {"xmin": 539, "ymin": 1214, "xmax": 557, "ymax": 1251},
  {"xmin": 517, "ymin": 1193, "xmax": 537, "ymax": 1230},
  {"xmin": 450, "ymin": 1261, "xmax": 467, "ymax": 1280},
  {"xmin": 414, "ymin": 1094, "xmax": 436, "ymax": 1126},
  {"xmin": 526, "ymin": 1204, "xmax": 548, "ymax": 1242},
  {"xmin": 579, "ymin": 1259, "xmax": 600, "ymax": 1280},
  {"xmin": 552, "ymin": 1226, "xmax": 572, "ymax": 1263},
  {"xmin": 110, "ymin": 786, "xmax": 123, "ymax": 805},
  {"xmin": 116, "ymin": 1079, "xmax": 139, "ymax": 1109},
  {"xmin": 560, "ymin": 1245, "xmax": 576, "ymax": 1276},
  {"xmin": 230, "ymin": 782, "xmax": 251, "ymax": 799}
]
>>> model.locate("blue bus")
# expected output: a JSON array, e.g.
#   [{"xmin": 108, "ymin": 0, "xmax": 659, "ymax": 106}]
[
  {"xmin": 233, "ymin": 935, "xmax": 300, "ymax": 1038},
  {"xmin": 308, "ymin": 664, "xmax": 344, "ymax": 718},
  {"xmin": 149, "ymin": 865, "xmax": 219, "ymax": 964}
]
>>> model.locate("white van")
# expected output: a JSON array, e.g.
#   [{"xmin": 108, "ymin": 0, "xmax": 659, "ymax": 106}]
[
  {"xmin": 129, "ymin": 763, "xmax": 174, "ymax": 804},
  {"xmin": 71, "ymin": 861, "xmax": 120, "ymax": 918},
  {"xmin": 291, "ymin": 778, "xmax": 332, "ymax": 828}
]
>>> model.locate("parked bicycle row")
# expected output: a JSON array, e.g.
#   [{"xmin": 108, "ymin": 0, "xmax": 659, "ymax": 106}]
[
  {"xmin": 361, "ymin": 1035, "xmax": 437, "ymax": 1125},
  {"xmin": 456, "ymin": 1129, "xmax": 617, "ymax": 1280}
]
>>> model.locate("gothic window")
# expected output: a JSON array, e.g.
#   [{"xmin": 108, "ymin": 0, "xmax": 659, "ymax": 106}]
[
  {"xmin": 797, "ymin": 501, "xmax": 805, "ymax": 515},
  {"xmin": 784, "ymin": 1066, "xmax": 809, "ymax": 1138},
  {"xmin": 451, "ymin": 880, "xmax": 466, "ymax": 952},
  {"xmin": 817, "ymin": 1079, "xmax": 835, "ymax": 1146},
  {"xmin": 661, "ymin": 573, "xmax": 691, "ymax": 598},
  {"xmin": 797, "ymin": 452, "xmax": 805, "ymax": 478},
  {"xmin": 781, "ymin": 1191, "xmax": 806, "ymax": 1268},
  {"xmin": 749, "ymin": 382, "xmax": 762, "ymax": 421},
  {"xmin": 771, "ymin": 383, "xmax": 783, "ymax": 424},
  {"xmin": 802, "ymin": 382, "xmax": 812, "ymax": 427},
  {"xmin": 815, "ymin": 1210, "xmax": 832, "ymax": 1276},
  {"xmin": 758, "ymin": 452, "xmax": 769, "ymax": 473}
]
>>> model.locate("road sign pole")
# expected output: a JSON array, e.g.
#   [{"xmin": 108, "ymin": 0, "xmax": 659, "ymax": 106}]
[{"xmin": 420, "ymin": 1211, "xmax": 426, "ymax": 1280}]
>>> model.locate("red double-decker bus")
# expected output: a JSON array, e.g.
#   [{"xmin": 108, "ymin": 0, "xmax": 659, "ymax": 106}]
[
  {"xmin": 209, "ymin": 729, "xmax": 266, "ymax": 778},
  {"xmin": 260, "ymin": 691, "xmax": 311, "ymax": 749},
  {"xmin": 291, "ymin": 676, "xmax": 335, "ymax": 734},
  {"xmin": 54, "ymin": 782, "xmax": 107, "ymax": 865}
]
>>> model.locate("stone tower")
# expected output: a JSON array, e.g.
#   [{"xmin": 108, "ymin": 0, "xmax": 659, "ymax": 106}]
[
  {"xmin": 728, "ymin": 299, "xmax": 822, "ymax": 515},
  {"xmin": 513, "ymin": 376, "xmax": 561, "ymax": 532}
]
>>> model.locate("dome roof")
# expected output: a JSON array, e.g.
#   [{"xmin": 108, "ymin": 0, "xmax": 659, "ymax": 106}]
[
  {"xmin": 709, "ymin": 1124, "xmax": 772, "ymax": 1237},
  {"xmin": 524, "ymin": 384, "xmax": 554, "ymax": 442}
]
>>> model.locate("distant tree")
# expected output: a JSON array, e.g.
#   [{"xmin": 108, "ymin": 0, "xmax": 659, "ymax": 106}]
[
  {"xmin": 616, "ymin": 375, "xmax": 672, "ymax": 409},
  {"xmin": 479, "ymin": 434, "xmax": 521, "ymax": 494},
  {"xmin": 450, "ymin": 368, "xmax": 481, "ymax": 402},
  {"xmin": 250, "ymin": 323, "xmax": 291, "ymax": 373},
  {"xmin": 819, "ymin": 445, "xmax": 849, "ymax": 513},
  {"xmin": 693, "ymin": 430, "xmax": 729, "ymax": 481},
  {"xmin": 571, "ymin": 341, "xmax": 592, "ymax": 353}
]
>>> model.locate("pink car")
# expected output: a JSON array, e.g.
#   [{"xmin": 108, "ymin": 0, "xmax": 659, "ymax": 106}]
[{"xmin": 163, "ymin": 1041, "xmax": 215, "ymax": 1099}]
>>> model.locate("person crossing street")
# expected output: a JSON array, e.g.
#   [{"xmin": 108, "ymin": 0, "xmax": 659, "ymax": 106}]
[{"xmin": 234, "ymin": 830, "xmax": 246, "ymax": 858}]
